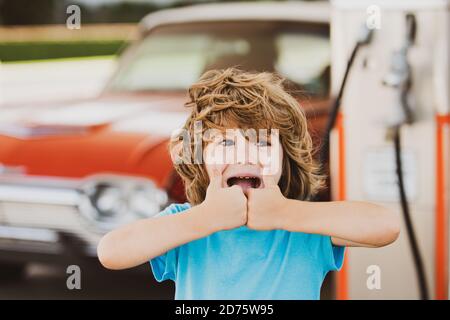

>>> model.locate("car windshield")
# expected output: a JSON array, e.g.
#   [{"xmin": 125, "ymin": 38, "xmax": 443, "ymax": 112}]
[{"xmin": 107, "ymin": 21, "xmax": 330, "ymax": 97}]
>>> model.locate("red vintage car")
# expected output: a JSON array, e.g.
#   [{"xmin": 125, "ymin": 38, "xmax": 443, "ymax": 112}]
[{"xmin": 0, "ymin": 1, "xmax": 331, "ymax": 276}]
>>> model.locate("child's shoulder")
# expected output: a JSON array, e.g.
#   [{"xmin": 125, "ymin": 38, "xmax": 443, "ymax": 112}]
[{"xmin": 156, "ymin": 202, "xmax": 191, "ymax": 217}]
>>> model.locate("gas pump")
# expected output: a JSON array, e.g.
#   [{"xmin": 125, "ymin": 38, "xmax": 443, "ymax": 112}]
[{"xmin": 329, "ymin": 0, "xmax": 450, "ymax": 299}]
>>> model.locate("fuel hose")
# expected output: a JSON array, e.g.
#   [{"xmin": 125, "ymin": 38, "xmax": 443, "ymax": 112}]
[{"xmin": 317, "ymin": 21, "xmax": 429, "ymax": 299}]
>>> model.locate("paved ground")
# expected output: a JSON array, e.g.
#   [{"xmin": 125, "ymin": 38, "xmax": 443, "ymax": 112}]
[{"xmin": 0, "ymin": 262, "xmax": 174, "ymax": 299}]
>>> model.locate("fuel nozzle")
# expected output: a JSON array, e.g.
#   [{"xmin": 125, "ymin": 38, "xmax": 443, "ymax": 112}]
[
  {"xmin": 383, "ymin": 13, "xmax": 417, "ymax": 133},
  {"xmin": 382, "ymin": 13, "xmax": 429, "ymax": 300}
]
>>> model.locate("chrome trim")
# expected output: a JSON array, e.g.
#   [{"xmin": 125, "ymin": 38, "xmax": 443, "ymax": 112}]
[
  {"xmin": 0, "ymin": 174, "xmax": 82, "ymax": 189},
  {"xmin": 0, "ymin": 164, "xmax": 26, "ymax": 175},
  {"xmin": 0, "ymin": 173, "xmax": 166, "ymax": 207},
  {"xmin": 0, "ymin": 225, "xmax": 99, "ymax": 257},
  {"xmin": 140, "ymin": 1, "xmax": 330, "ymax": 32},
  {"xmin": 0, "ymin": 225, "xmax": 58, "ymax": 242},
  {"xmin": 78, "ymin": 174, "xmax": 168, "ymax": 231},
  {"xmin": 0, "ymin": 174, "xmax": 168, "ymax": 235},
  {"xmin": 0, "ymin": 184, "xmax": 81, "ymax": 206}
]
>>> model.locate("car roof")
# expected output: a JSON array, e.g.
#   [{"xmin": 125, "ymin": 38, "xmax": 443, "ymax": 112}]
[{"xmin": 139, "ymin": 1, "xmax": 330, "ymax": 32}]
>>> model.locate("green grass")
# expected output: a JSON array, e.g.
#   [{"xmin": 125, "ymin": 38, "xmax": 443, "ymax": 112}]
[
  {"xmin": 0, "ymin": 40, "xmax": 128, "ymax": 62},
  {"xmin": 1, "ymin": 54, "xmax": 116, "ymax": 64}
]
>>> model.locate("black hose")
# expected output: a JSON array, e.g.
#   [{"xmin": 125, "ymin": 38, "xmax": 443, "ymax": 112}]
[
  {"xmin": 318, "ymin": 42, "xmax": 361, "ymax": 165},
  {"xmin": 393, "ymin": 126, "xmax": 429, "ymax": 300},
  {"xmin": 316, "ymin": 24, "xmax": 430, "ymax": 299}
]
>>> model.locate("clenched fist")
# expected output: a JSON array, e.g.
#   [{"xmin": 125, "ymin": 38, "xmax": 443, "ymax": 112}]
[
  {"xmin": 247, "ymin": 174, "xmax": 289, "ymax": 230},
  {"xmin": 199, "ymin": 168, "xmax": 248, "ymax": 233}
]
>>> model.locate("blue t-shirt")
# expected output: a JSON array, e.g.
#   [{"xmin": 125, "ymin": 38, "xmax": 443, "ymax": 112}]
[{"xmin": 150, "ymin": 202, "xmax": 345, "ymax": 300}]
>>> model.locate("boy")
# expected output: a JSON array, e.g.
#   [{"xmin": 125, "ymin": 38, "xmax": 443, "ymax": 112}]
[{"xmin": 98, "ymin": 68, "xmax": 400, "ymax": 299}]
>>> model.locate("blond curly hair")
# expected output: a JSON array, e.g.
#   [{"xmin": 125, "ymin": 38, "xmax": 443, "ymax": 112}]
[{"xmin": 169, "ymin": 67, "xmax": 324, "ymax": 205}]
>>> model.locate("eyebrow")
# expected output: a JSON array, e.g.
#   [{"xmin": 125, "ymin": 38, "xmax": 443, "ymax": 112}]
[{"xmin": 223, "ymin": 129, "xmax": 273, "ymax": 142}]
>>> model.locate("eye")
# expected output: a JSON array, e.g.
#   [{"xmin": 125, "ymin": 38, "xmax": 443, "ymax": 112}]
[
  {"xmin": 220, "ymin": 139, "xmax": 235, "ymax": 147},
  {"xmin": 256, "ymin": 140, "xmax": 271, "ymax": 147}
]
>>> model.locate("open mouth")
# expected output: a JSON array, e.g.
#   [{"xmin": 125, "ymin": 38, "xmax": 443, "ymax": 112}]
[{"xmin": 226, "ymin": 175, "xmax": 262, "ymax": 191}]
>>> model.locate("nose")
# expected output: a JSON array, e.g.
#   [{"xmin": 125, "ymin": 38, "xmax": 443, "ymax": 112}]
[{"xmin": 236, "ymin": 139, "xmax": 258, "ymax": 165}]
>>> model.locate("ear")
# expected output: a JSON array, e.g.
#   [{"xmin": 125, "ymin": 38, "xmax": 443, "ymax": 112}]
[{"xmin": 169, "ymin": 140, "xmax": 185, "ymax": 165}]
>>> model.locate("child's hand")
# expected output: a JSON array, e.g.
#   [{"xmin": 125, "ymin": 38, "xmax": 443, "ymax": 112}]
[
  {"xmin": 199, "ymin": 168, "xmax": 247, "ymax": 233},
  {"xmin": 247, "ymin": 174, "xmax": 289, "ymax": 230}
]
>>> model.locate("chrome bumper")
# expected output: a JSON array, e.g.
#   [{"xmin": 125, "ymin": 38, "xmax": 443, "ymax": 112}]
[
  {"xmin": 0, "ymin": 225, "xmax": 98, "ymax": 257},
  {"xmin": 0, "ymin": 174, "xmax": 166, "ymax": 258}
]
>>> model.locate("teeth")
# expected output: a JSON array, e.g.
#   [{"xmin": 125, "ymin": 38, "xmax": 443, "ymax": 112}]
[{"xmin": 227, "ymin": 176, "xmax": 261, "ymax": 188}]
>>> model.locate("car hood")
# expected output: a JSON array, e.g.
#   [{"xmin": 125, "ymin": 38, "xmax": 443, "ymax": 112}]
[{"xmin": 0, "ymin": 94, "xmax": 190, "ymax": 186}]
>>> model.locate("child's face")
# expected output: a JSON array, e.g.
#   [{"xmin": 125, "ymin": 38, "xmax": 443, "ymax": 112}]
[{"xmin": 203, "ymin": 128, "xmax": 283, "ymax": 195}]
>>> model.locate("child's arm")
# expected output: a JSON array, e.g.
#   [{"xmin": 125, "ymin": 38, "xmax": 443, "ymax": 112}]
[
  {"xmin": 247, "ymin": 175, "xmax": 401, "ymax": 248},
  {"xmin": 97, "ymin": 169, "xmax": 246, "ymax": 270},
  {"xmin": 98, "ymin": 205, "xmax": 210, "ymax": 270},
  {"xmin": 278, "ymin": 200, "xmax": 400, "ymax": 248}
]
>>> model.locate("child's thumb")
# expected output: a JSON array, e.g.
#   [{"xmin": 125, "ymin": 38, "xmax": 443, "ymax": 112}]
[
  {"xmin": 262, "ymin": 164, "xmax": 277, "ymax": 188},
  {"xmin": 262, "ymin": 174, "xmax": 277, "ymax": 188},
  {"xmin": 209, "ymin": 167, "xmax": 223, "ymax": 189}
]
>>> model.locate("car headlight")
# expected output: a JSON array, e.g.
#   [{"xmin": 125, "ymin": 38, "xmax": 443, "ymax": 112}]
[{"xmin": 78, "ymin": 175, "xmax": 168, "ymax": 232}]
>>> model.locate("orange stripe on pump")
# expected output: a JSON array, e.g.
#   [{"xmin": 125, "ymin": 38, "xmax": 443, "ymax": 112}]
[
  {"xmin": 436, "ymin": 114, "xmax": 450, "ymax": 300},
  {"xmin": 335, "ymin": 113, "xmax": 449, "ymax": 300},
  {"xmin": 335, "ymin": 113, "xmax": 349, "ymax": 300}
]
